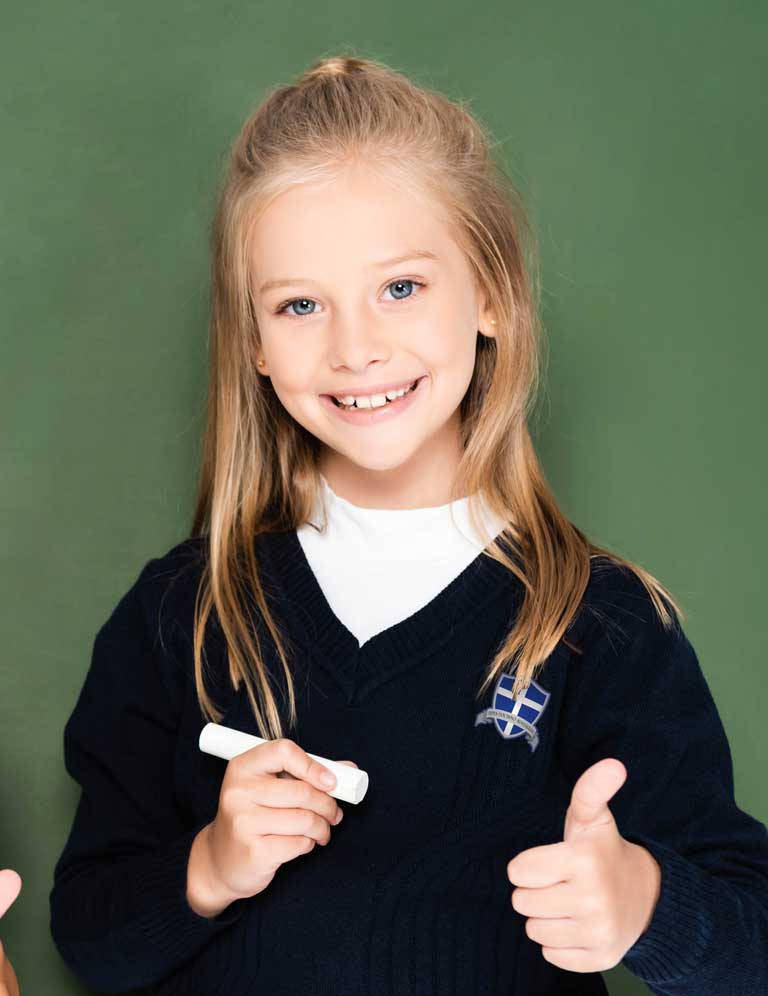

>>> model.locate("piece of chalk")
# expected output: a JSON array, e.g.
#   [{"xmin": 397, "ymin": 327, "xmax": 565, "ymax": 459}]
[{"xmin": 198, "ymin": 723, "xmax": 369, "ymax": 805}]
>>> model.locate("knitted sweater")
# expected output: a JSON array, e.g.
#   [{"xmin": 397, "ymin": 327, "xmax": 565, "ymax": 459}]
[{"xmin": 49, "ymin": 530, "xmax": 768, "ymax": 994}]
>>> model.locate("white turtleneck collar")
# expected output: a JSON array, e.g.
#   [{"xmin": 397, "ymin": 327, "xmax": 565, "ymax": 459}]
[{"xmin": 295, "ymin": 475, "xmax": 508, "ymax": 646}]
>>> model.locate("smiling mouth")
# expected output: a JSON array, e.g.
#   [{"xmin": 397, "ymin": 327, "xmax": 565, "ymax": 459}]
[{"xmin": 328, "ymin": 377, "xmax": 424, "ymax": 410}]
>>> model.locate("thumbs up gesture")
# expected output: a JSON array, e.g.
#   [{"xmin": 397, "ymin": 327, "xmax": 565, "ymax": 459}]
[{"xmin": 506, "ymin": 758, "xmax": 662, "ymax": 973}]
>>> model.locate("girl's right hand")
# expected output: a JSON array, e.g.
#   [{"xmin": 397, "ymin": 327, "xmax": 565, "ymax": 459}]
[{"xmin": 187, "ymin": 738, "xmax": 358, "ymax": 917}]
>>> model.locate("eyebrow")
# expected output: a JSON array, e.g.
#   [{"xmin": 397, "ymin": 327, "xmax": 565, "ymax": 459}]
[{"xmin": 257, "ymin": 249, "xmax": 439, "ymax": 296}]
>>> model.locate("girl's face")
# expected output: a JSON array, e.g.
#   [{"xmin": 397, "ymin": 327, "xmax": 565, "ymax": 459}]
[{"xmin": 250, "ymin": 160, "xmax": 495, "ymax": 505}]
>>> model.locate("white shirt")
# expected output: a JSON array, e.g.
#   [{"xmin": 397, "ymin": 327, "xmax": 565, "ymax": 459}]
[{"xmin": 296, "ymin": 475, "xmax": 509, "ymax": 647}]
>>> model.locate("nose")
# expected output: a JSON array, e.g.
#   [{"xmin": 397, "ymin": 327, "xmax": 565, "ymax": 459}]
[{"xmin": 325, "ymin": 309, "xmax": 393, "ymax": 373}]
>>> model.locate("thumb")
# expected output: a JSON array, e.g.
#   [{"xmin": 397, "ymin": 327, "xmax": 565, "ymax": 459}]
[
  {"xmin": 564, "ymin": 758, "xmax": 626, "ymax": 842},
  {"xmin": 0, "ymin": 870, "xmax": 22, "ymax": 919}
]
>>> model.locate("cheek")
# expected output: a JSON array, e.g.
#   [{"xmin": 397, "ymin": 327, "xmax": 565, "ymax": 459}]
[
  {"xmin": 265, "ymin": 364, "xmax": 316, "ymax": 426},
  {"xmin": 271, "ymin": 382, "xmax": 316, "ymax": 426},
  {"xmin": 423, "ymin": 324, "xmax": 478, "ymax": 381},
  {"xmin": 264, "ymin": 346, "xmax": 317, "ymax": 395}
]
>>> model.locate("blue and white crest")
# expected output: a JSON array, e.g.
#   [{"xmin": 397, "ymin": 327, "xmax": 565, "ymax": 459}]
[{"xmin": 474, "ymin": 671, "xmax": 550, "ymax": 752}]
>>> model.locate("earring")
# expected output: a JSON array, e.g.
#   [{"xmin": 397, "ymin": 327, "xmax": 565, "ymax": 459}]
[{"xmin": 257, "ymin": 359, "xmax": 265, "ymax": 368}]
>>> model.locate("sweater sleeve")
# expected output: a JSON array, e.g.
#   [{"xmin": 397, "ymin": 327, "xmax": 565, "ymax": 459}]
[
  {"xmin": 49, "ymin": 548, "xmax": 248, "ymax": 994},
  {"xmin": 556, "ymin": 566, "xmax": 768, "ymax": 995}
]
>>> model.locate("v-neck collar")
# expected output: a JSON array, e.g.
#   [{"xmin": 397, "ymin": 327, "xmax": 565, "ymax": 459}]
[{"xmin": 259, "ymin": 528, "xmax": 520, "ymax": 704}]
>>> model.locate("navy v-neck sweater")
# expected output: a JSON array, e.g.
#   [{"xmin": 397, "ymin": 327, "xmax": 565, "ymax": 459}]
[{"xmin": 49, "ymin": 531, "xmax": 768, "ymax": 995}]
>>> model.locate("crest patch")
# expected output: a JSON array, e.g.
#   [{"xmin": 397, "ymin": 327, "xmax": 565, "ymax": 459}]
[{"xmin": 474, "ymin": 671, "xmax": 550, "ymax": 752}]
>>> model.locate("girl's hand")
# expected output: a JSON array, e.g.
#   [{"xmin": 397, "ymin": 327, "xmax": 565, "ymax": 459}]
[
  {"xmin": 0, "ymin": 872, "xmax": 20, "ymax": 920},
  {"xmin": 506, "ymin": 758, "xmax": 662, "ymax": 973},
  {"xmin": 187, "ymin": 739, "xmax": 357, "ymax": 917},
  {"xmin": 0, "ymin": 869, "xmax": 21, "ymax": 996}
]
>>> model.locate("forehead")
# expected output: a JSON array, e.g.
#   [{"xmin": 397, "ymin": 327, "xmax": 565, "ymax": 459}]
[{"xmin": 250, "ymin": 162, "xmax": 466, "ymax": 287}]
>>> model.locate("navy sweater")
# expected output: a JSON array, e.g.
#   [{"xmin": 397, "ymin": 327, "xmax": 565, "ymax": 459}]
[{"xmin": 49, "ymin": 531, "xmax": 768, "ymax": 994}]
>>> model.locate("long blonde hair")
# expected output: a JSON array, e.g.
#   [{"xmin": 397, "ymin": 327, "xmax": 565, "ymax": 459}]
[{"xmin": 189, "ymin": 50, "xmax": 683, "ymax": 739}]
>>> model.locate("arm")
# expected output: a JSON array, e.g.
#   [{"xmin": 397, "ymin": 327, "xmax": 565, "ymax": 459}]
[
  {"xmin": 49, "ymin": 548, "xmax": 247, "ymax": 994},
  {"xmin": 0, "ymin": 942, "xmax": 19, "ymax": 996},
  {"xmin": 556, "ymin": 566, "xmax": 768, "ymax": 995}
]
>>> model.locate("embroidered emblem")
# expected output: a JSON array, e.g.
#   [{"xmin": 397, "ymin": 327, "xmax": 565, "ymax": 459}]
[{"xmin": 474, "ymin": 671, "xmax": 550, "ymax": 752}]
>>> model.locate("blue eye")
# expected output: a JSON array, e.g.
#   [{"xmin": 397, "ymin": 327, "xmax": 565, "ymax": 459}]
[
  {"xmin": 385, "ymin": 278, "xmax": 424, "ymax": 301},
  {"xmin": 274, "ymin": 278, "xmax": 426, "ymax": 318},
  {"xmin": 277, "ymin": 297, "xmax": 315, "ymax": 318}
]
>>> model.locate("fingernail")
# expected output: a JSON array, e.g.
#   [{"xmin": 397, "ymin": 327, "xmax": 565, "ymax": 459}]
[{"xmin": 320, "ymin": 771, "xmax": 336, "ymax": 787}]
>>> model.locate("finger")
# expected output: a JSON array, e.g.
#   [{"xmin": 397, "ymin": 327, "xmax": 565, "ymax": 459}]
[
  {"xmin": 233, "ymin": 737, "xmax": 339, "ymax": 792},
  {"xmin": 565, "ymin": 758, "xmax": 625, "ymax": 837},
  {"xmin": 541, "ymin": 946, "xmax": 600, "ymax": 972},
  {"xmin": 524, "ymin": 915, "xmax": 587, "ymax": 951},
  {"xmin": 259, "ymin": 833, "xmax": 319, "ymax": 865},
  {"xmin": 238, "ymin": 807, "xmax": 336, "ymax": 844},
  {"xmin": 0, "ymin": 871, "xmax": 21, "ymax": 919},
  {"xmin": 245, "ymin": 773, "xmax": 341, "ymax": 825},
  {"xmin": 507, "ymin": 842, "xmax": 574, "ymax": 887},
  {"xmin": 277, "ymin": 760, "xmax": 357, "ymax": 775},
  {"xmin": 511, "ymin": 881, "xmax": 579, "ymax": 919}
]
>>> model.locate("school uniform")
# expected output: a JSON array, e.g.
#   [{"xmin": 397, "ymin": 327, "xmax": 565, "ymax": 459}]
[{"xmin": 50, "ymin": 477, "xmax": 768, "ymax": 994}]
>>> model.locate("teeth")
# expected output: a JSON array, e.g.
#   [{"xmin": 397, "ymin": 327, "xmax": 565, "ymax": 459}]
[{"xmin": 334, "ymin": 379, "xmax": 418, "ymax": 409}]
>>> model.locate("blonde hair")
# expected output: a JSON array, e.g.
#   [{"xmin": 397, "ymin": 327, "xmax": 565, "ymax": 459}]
[{"xmin": 189, "ymin": 50, "xmax": 683, "ymax": 739}]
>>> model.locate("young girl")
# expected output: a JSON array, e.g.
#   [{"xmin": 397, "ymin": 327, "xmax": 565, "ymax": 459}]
[{"xmin": 49, "ymin": 54, "xmax": 768, "ymax": 995}]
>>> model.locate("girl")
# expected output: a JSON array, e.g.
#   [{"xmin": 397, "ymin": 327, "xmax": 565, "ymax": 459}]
[{"xmin": 50, "ymin": 54, "xmax": 768, "ymax": 995}]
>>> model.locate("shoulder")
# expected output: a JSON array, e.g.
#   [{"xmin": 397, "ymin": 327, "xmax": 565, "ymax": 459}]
[
  {"xmin": 71, "ymin": 538, "xmax": 210, "ymax": 717},
  {"xmin": 569, "ymin": 555, "xmax": 684, "ymax": 659},
  {"xmin": 558, "ymin": 558, "xmax": 703, "ymax": 726},
  {"xmin": 95, "ymin": 536, "xmax": 209, "ymax": 663},
  {"xmin": 139, "ymin": 536, "xmax": 211, "ymax": 647},
  {"xmin": 133, "ymin": 535, "xmax": 208, "ymax": 606},
  {"xmin": 130, "ymin": 532, "xmax": 281, "ymax": 656}
]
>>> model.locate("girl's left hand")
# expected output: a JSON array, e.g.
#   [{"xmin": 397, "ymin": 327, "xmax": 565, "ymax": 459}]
[{"xmin": 507, "ymin": 757, "xmax": 662, "ymax": 973}]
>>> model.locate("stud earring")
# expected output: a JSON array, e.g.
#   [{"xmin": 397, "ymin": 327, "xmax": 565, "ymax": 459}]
[{"xmin": 257, "ymin": 359, "xmax": 265, "ymax": 368}]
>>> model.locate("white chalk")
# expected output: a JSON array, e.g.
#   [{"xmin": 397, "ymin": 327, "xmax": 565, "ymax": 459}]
[{"xmin": 198, "ymin": 722, "xmax": 369, "ymax": 805}]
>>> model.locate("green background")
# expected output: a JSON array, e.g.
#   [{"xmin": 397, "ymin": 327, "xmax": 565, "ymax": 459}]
[{"xmin": 2, "ymin": 2, "xmax": 766, "ymax": 993}]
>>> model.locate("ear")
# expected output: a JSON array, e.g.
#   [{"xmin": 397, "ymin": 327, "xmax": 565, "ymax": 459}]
[
  {"xmin": 477, "ymin": 304, "xmax": 497, "ymax": 339},
  {"xmin": 253, "ymin": 343, "xmax": 269, "ymax": 375},
  {"xmin": 475, "ymin": 288, "xmax": 497, "ymax": 338}
]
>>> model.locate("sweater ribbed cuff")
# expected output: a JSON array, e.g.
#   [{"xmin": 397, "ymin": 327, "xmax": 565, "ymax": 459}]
[
  {"xmin": 620, "ymin": 831, "xmax": 717, "ymax": 984},
  {"xmin": 126, "ymin": 821, "xmax": 247, "ymax": 964}
]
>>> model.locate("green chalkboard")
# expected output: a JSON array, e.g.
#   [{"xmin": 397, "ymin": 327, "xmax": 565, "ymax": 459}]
[{"xmin": 1, "ymin": 2, "xmax": 765, "ymax": 994}]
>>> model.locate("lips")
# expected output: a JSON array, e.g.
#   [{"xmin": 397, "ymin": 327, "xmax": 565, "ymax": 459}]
[
  {"xmin": 331, "ymin": 378, "xmax": 421, "ymax": 409},
  {"xmin": 321, "ymin": 376, "xmax": 425, "ymax": 400},
  {"xmin": 319, "ymin": 374, "xmax": 427, "ymax": 423}
]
